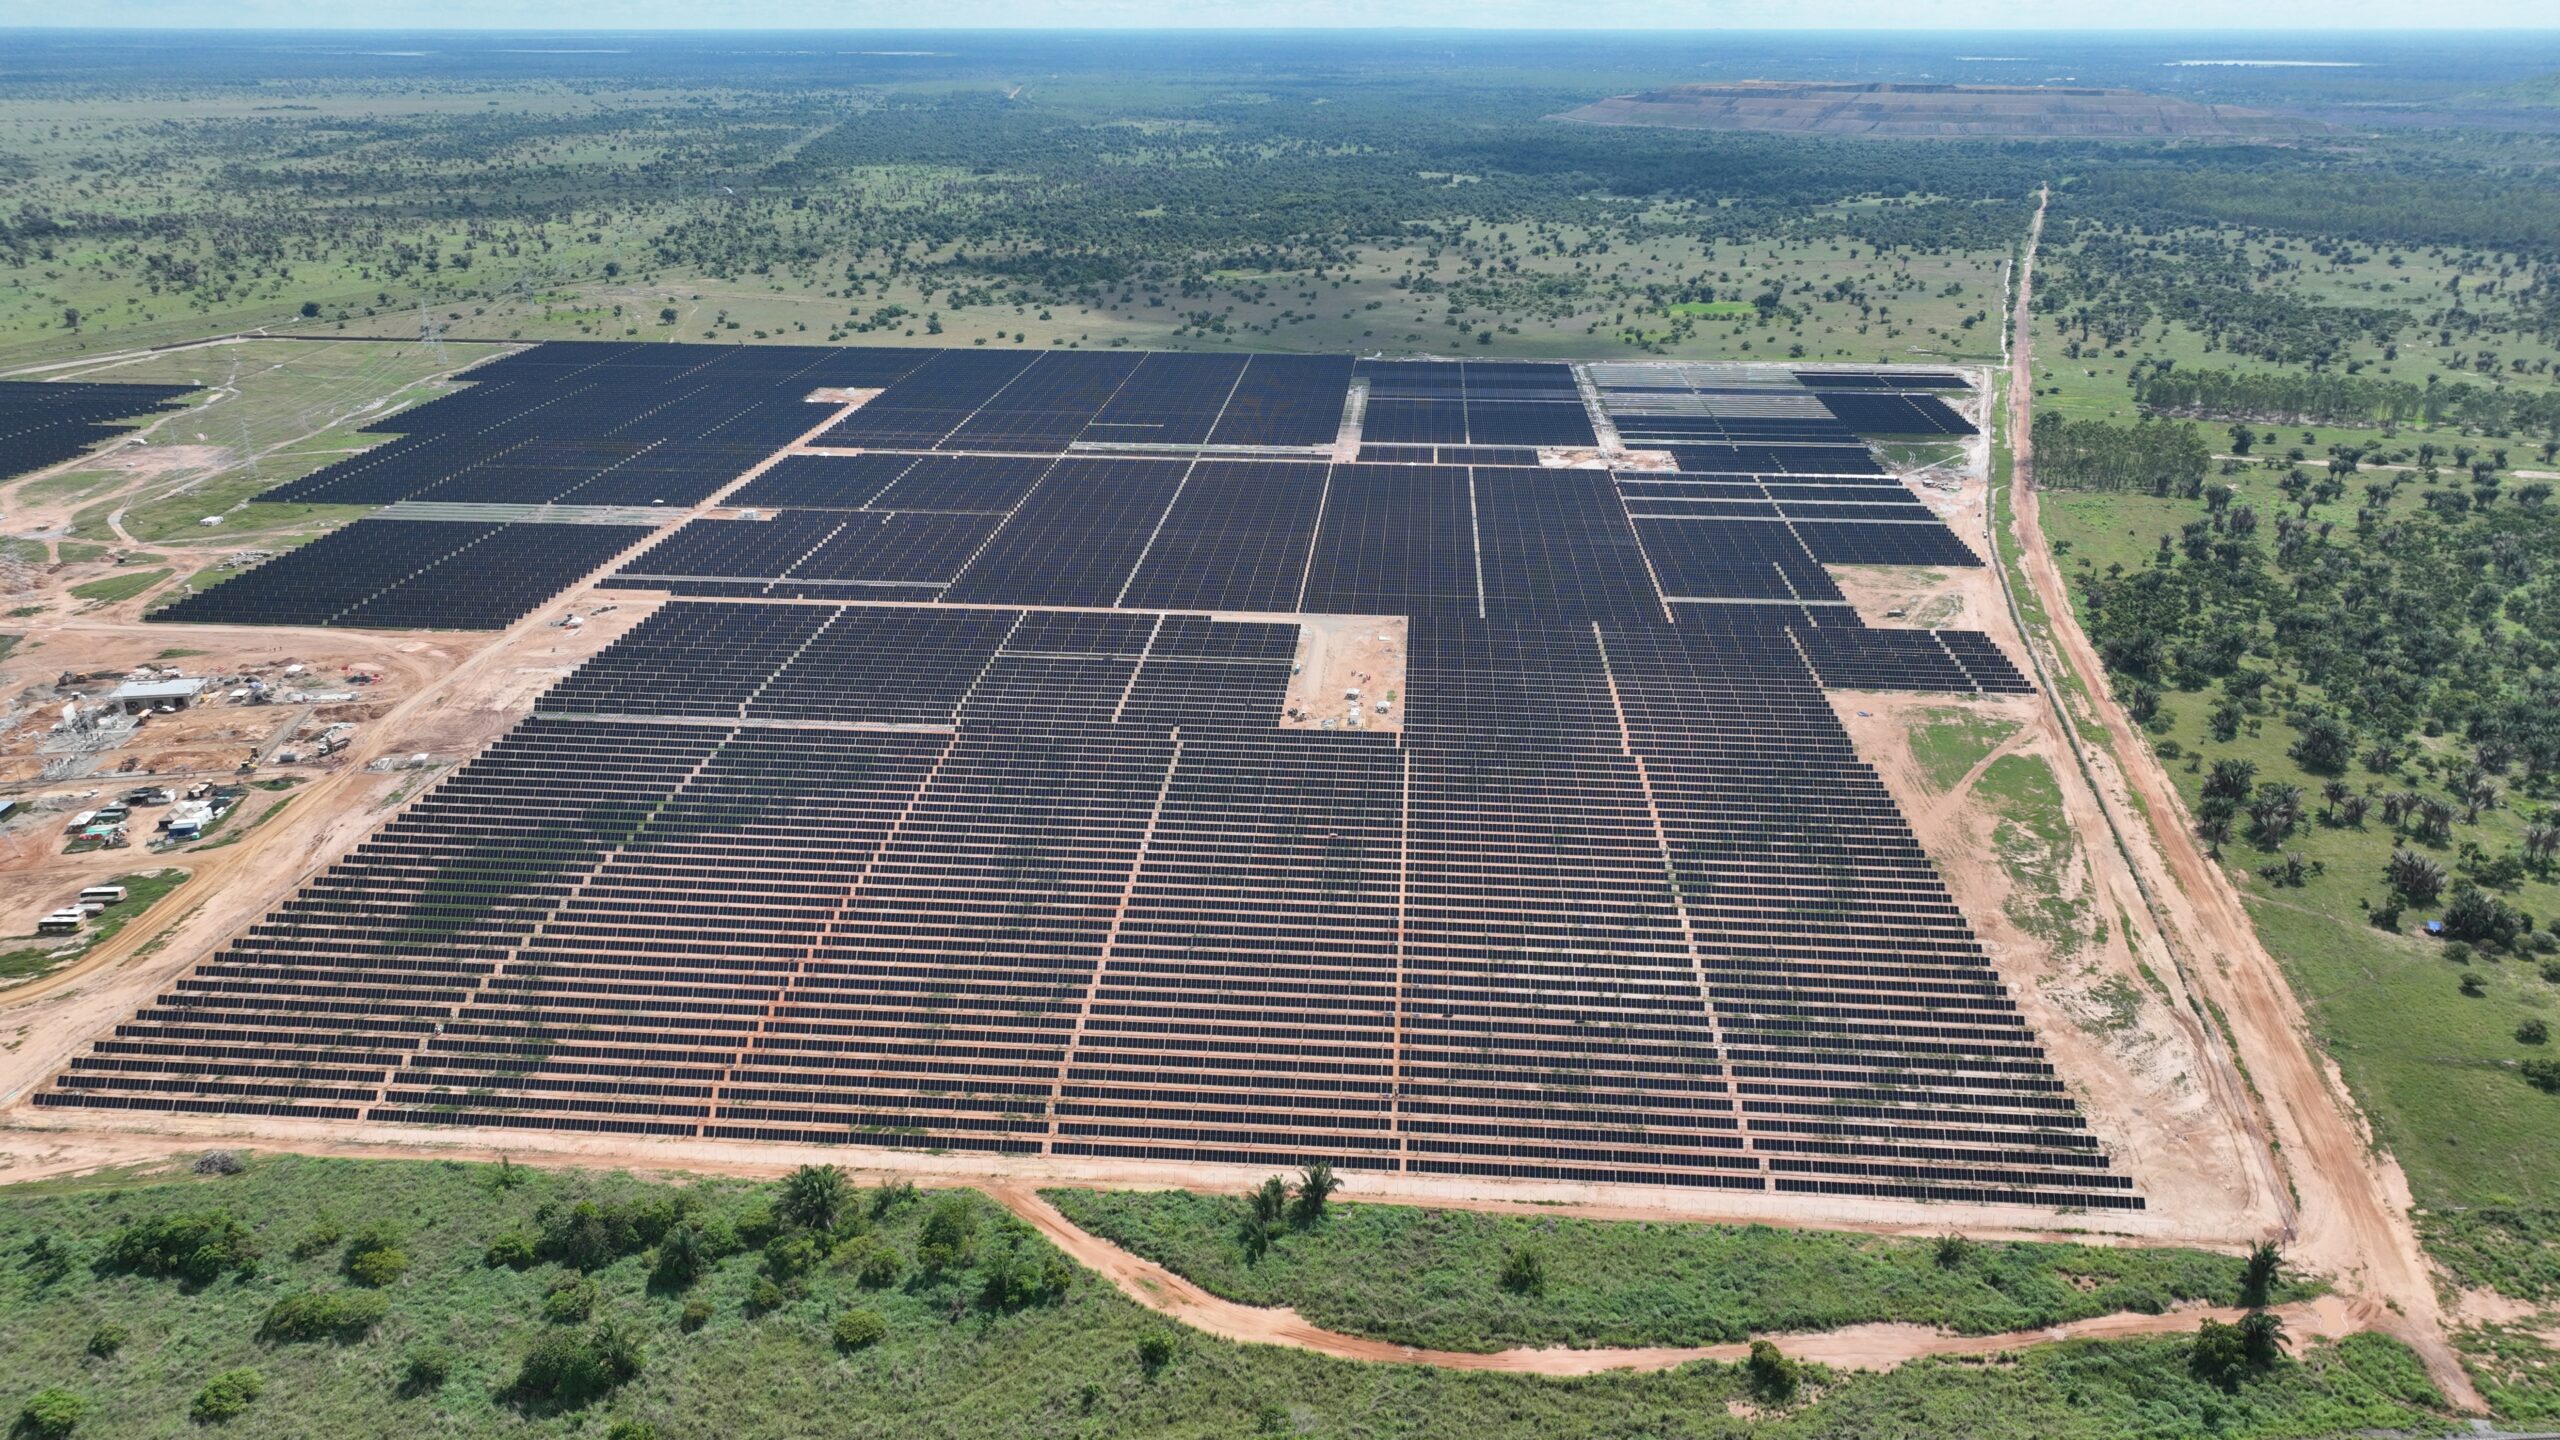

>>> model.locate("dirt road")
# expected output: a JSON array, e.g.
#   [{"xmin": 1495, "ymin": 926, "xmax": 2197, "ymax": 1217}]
[{"xmin": 1999, "ymin": 185, "xmax": 2481, "ymax": 1411}]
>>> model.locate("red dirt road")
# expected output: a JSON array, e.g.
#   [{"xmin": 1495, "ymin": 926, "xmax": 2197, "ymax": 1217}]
[{"xmin": 2000, "ymin": 186, "xmax": 2480, "ymax": 1412}]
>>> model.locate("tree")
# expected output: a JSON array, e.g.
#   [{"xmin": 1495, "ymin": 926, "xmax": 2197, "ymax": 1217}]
[
  {"xmin": 515, "ymin": 1322, "xmax": 642, "ymax": 1406},
  {"xmin": 2444, "ymin": 883, "xmax": 2523, "ymax": 947},
  {"xmin": 778, "ymin": 1164, "xmax": 849, "ymax": 1233},
  {"xmin": 1250, "ymin": 1175, "xmax": 1290, "ymax": 1227},
  {"xmin": 1291, "ymin": 1160, "xmax": 1339, "ymax": 1227},
  {"xmin": 1745, "ymin": 1340, "xmax": 1800, "ymax": 1402},
  {"xmin": 652, "ymin": 1222, "xmax": 710, "ymax": 1290},
  {"xmin": 2241, "ymin": 1241, "xmax": 2283, "ymax": 1306},
  {"xmin": 2204, "ymin": 758, "xmax": 2257, "ymax": 803},
  {"xmin": 2239, "ymin": 1309, "xmax": 2286, "ymax": 1368},
  {"xmin": 2386, "ymin": 848, "xmax": 2446, "ymax": 905},
  {"xmin": 2288, "ymin": 712, "xmax": 2354, "ymax": 774},
  {"xmin": 1136, "ymin": 1330, "xmax": 1176, "ymax": 1374},
  {"xmin": 299, "ymin": 301, "xmax": 321, "ymax": 318},
  {"xmin": 2189, "ymin": 1318, "xmax": 2250, "ymax": 1392}
]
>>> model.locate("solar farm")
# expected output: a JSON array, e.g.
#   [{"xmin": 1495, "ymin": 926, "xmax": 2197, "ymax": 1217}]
[{"xmin": 26, "ymin": 341, "xmax": 2145, "ymax": 1213}]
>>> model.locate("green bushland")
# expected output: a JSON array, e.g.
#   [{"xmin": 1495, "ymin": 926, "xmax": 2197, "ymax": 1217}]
[
  {"xmin": 2033, "ymin": 407, "xmax": 2560, "ymax": 1279},
  {"xmin": 1042, "ymin": 1188, "xmax": 2319, "ymax": 1353},
  {"xmin": 0, "ymin": 1153, "xmax": 2458, "ymax": 1439}
]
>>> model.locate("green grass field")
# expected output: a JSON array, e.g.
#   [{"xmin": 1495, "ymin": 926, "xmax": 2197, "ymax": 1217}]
[
  {"xmin": 1043, "ymin": 1189, "xmax": 2315, "ymax": 1353},
  {"xmin": 65, "ymin": 568, "xmax": 171, "ymax": 604},
  {"xmin": 0, "ymin": 1155, "xmax": 2466, "ymax": 1440}
]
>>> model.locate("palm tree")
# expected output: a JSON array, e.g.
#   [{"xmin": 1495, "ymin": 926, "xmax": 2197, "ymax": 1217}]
[
  {"xmin": 2386, "ymin": 848, "xmax": 2446, "ymax": 905},
  {"xmin": 1291, "ymin": 1160, "xmax": 1340, "ymax": 1227}
]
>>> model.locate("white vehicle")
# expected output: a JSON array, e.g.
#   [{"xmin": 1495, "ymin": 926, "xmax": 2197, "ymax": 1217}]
[{"xmin": 80, "ymin": 885, "xmax": 130, "ymax": 906}]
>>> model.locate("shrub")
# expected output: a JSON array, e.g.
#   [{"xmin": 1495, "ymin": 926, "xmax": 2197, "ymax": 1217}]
[
  {"xmin": 832, "ymin": 1309, "xmax": 887, "ymax": 1352},
  {"xmin": 535, "ymin": 1196, "xmax": 690, "ymax": 1272},
  {"xmin": 2524, "ymin": 1058, "xmax": 2560, "ymax": 1094},
  {"xmin": 96, "ymin": 1210, "xmax": 258, "ymax": 1284},
  {"xmin": 2521, "ymin": 1018, "xmax": 2551, "ymax": 1045},
  {"xmin": 485, "ymin": 1231, "xmax": 539, "ymax": 1270},
  {"xmin": 259, "ymin": 1289, "xmax": 388, "ymax": 1343},
  {"xmin": 1498, "ymin": 1245, "xmax": 1546, "ymax": 1296},
  {"xmin": 2544, "ymin": 960, "xmax": 2560, "ymax": 984},
  {"xmin": 1745, "ymin": 1340, "xmax": 1800, "ymax": 1402},
  {"xmin": 916, "ymin": 1197, "xmax": 980, "ymax": 1274},
  {"xmin": 343, "ymin": 1222, "xmax": 409, "ymax": 1287},
  {"xmin": 189, "ymin": 1369, "xmax": 265, "ymax": 1423},
  {"xmin": 543, "ymin": 1273, "xmax": 598, "ymax": 1323},
  {"xmin": 401, "ymin": 1345, "xmax": 454, "ymax": 1393},
  {"xmin": 1136, "ymin": 1330, "xmax": 1176, "ymax": 1373},
  {"xmin": 763, "ymin": 1232, "xmax": 827, "ymax": 1284},
  {"xmin": 18, "ymin": 1388, "xmax": 88, "ymax": 1438},
  {"xmin": 84, "ymin": 1324, "xmax": 128, "ymax": 1359},
  {"xmin": 288, "ymin": 1221, "xmax": 344, "ymax": 1261},
  {"xmin": 834, "ymin": 1236, "xmax": 902, "ymax": 1289},
  {"xmin": 192, "ymin": 1151, "xmax": 245, "ymax": 1177},
  {"xmin": 2462, "ymin": 972, "xmax": 2489, "ymax": 997},
  {"xmin": 978, "ymin": 1237, "xmax": 1075, "ymax": 1312},
  {"xmin": 514, "ymin": 1323, "xmax": 641, "ymax": 1407},
  {"xmin": 1934, "ymin": 1233, "xmax": 1976, "ymax": 1269},
  {"xmin": 679, "ymin": 1298, "xmax": 713, "ymax": 1333},
  {"xmin": 604, "ymin": 1424, "xmax": 658, "ymax": 1440},
  {"xmin": 748, "ymin": 1277, "xmax": 787, "ymax": 1315}
]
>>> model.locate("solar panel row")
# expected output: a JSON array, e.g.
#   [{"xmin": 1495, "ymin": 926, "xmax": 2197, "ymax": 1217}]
[
  {"xmin": 0, "ymin": 378, "xmax": 198, "ymax": 482},
  {"xmin": 151, "ymin": 519, "xmax": 653, "ymax": 630}
]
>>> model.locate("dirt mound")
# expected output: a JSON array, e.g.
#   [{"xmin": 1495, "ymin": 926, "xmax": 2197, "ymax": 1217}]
[{"xmin": 1555, "ymin": 82, "xmax": 2327, "ymax": 140}]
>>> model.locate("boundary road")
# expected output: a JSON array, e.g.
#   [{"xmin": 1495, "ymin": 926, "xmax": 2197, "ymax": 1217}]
[{"xmin": 1993, "ymin": 184, "xmax": 2480, "ymax": 1412}]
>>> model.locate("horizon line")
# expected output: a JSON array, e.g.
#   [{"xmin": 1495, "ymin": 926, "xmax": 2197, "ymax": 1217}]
[{"xmin": 6, "ymin": 22, "xmax": 2559, "ymax": 34}]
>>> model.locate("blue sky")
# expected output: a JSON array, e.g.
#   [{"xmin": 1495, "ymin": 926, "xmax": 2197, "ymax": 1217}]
[{"xmin": 9, "ymin": 2, "xmax": 2556, "ymax": 28}]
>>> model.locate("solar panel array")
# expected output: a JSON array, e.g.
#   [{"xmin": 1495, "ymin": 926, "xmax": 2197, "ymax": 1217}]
[
  {"xmin": 1357, "ymin": 360, "xmax": 1598, "ymax": 450},
  {"xmin": 825, "ymin": 350, "xmax": 1352, "ymax": 453},
  {"xmin": 49, "ymin": 347, "xmax": 2121, "ymax": 1210},
  {"xmin": 151, "ymin": 519, "xmax": 655, "ymax": 630},
  {"xmin": 263, "ymin": 343, "xmax": 928, "ymax": 507},
  {"xmin": 0, "ymin": 378, "xmax": 197, "ymax": 481}
]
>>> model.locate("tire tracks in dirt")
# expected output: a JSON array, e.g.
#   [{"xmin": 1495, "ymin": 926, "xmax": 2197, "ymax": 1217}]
[{"xmin": 1998, "ymin": 184, "xmax": 2482, "ymax": 1412}]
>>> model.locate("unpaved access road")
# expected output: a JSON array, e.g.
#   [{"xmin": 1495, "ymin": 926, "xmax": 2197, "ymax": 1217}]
[
  {"xmin": 988, "ymin": 1184, "xmax": 2367, "ymax": 1376},
  {"xmin": 2000, "ymin": 185, "xmax": 2481, "ymax": 1411}
]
